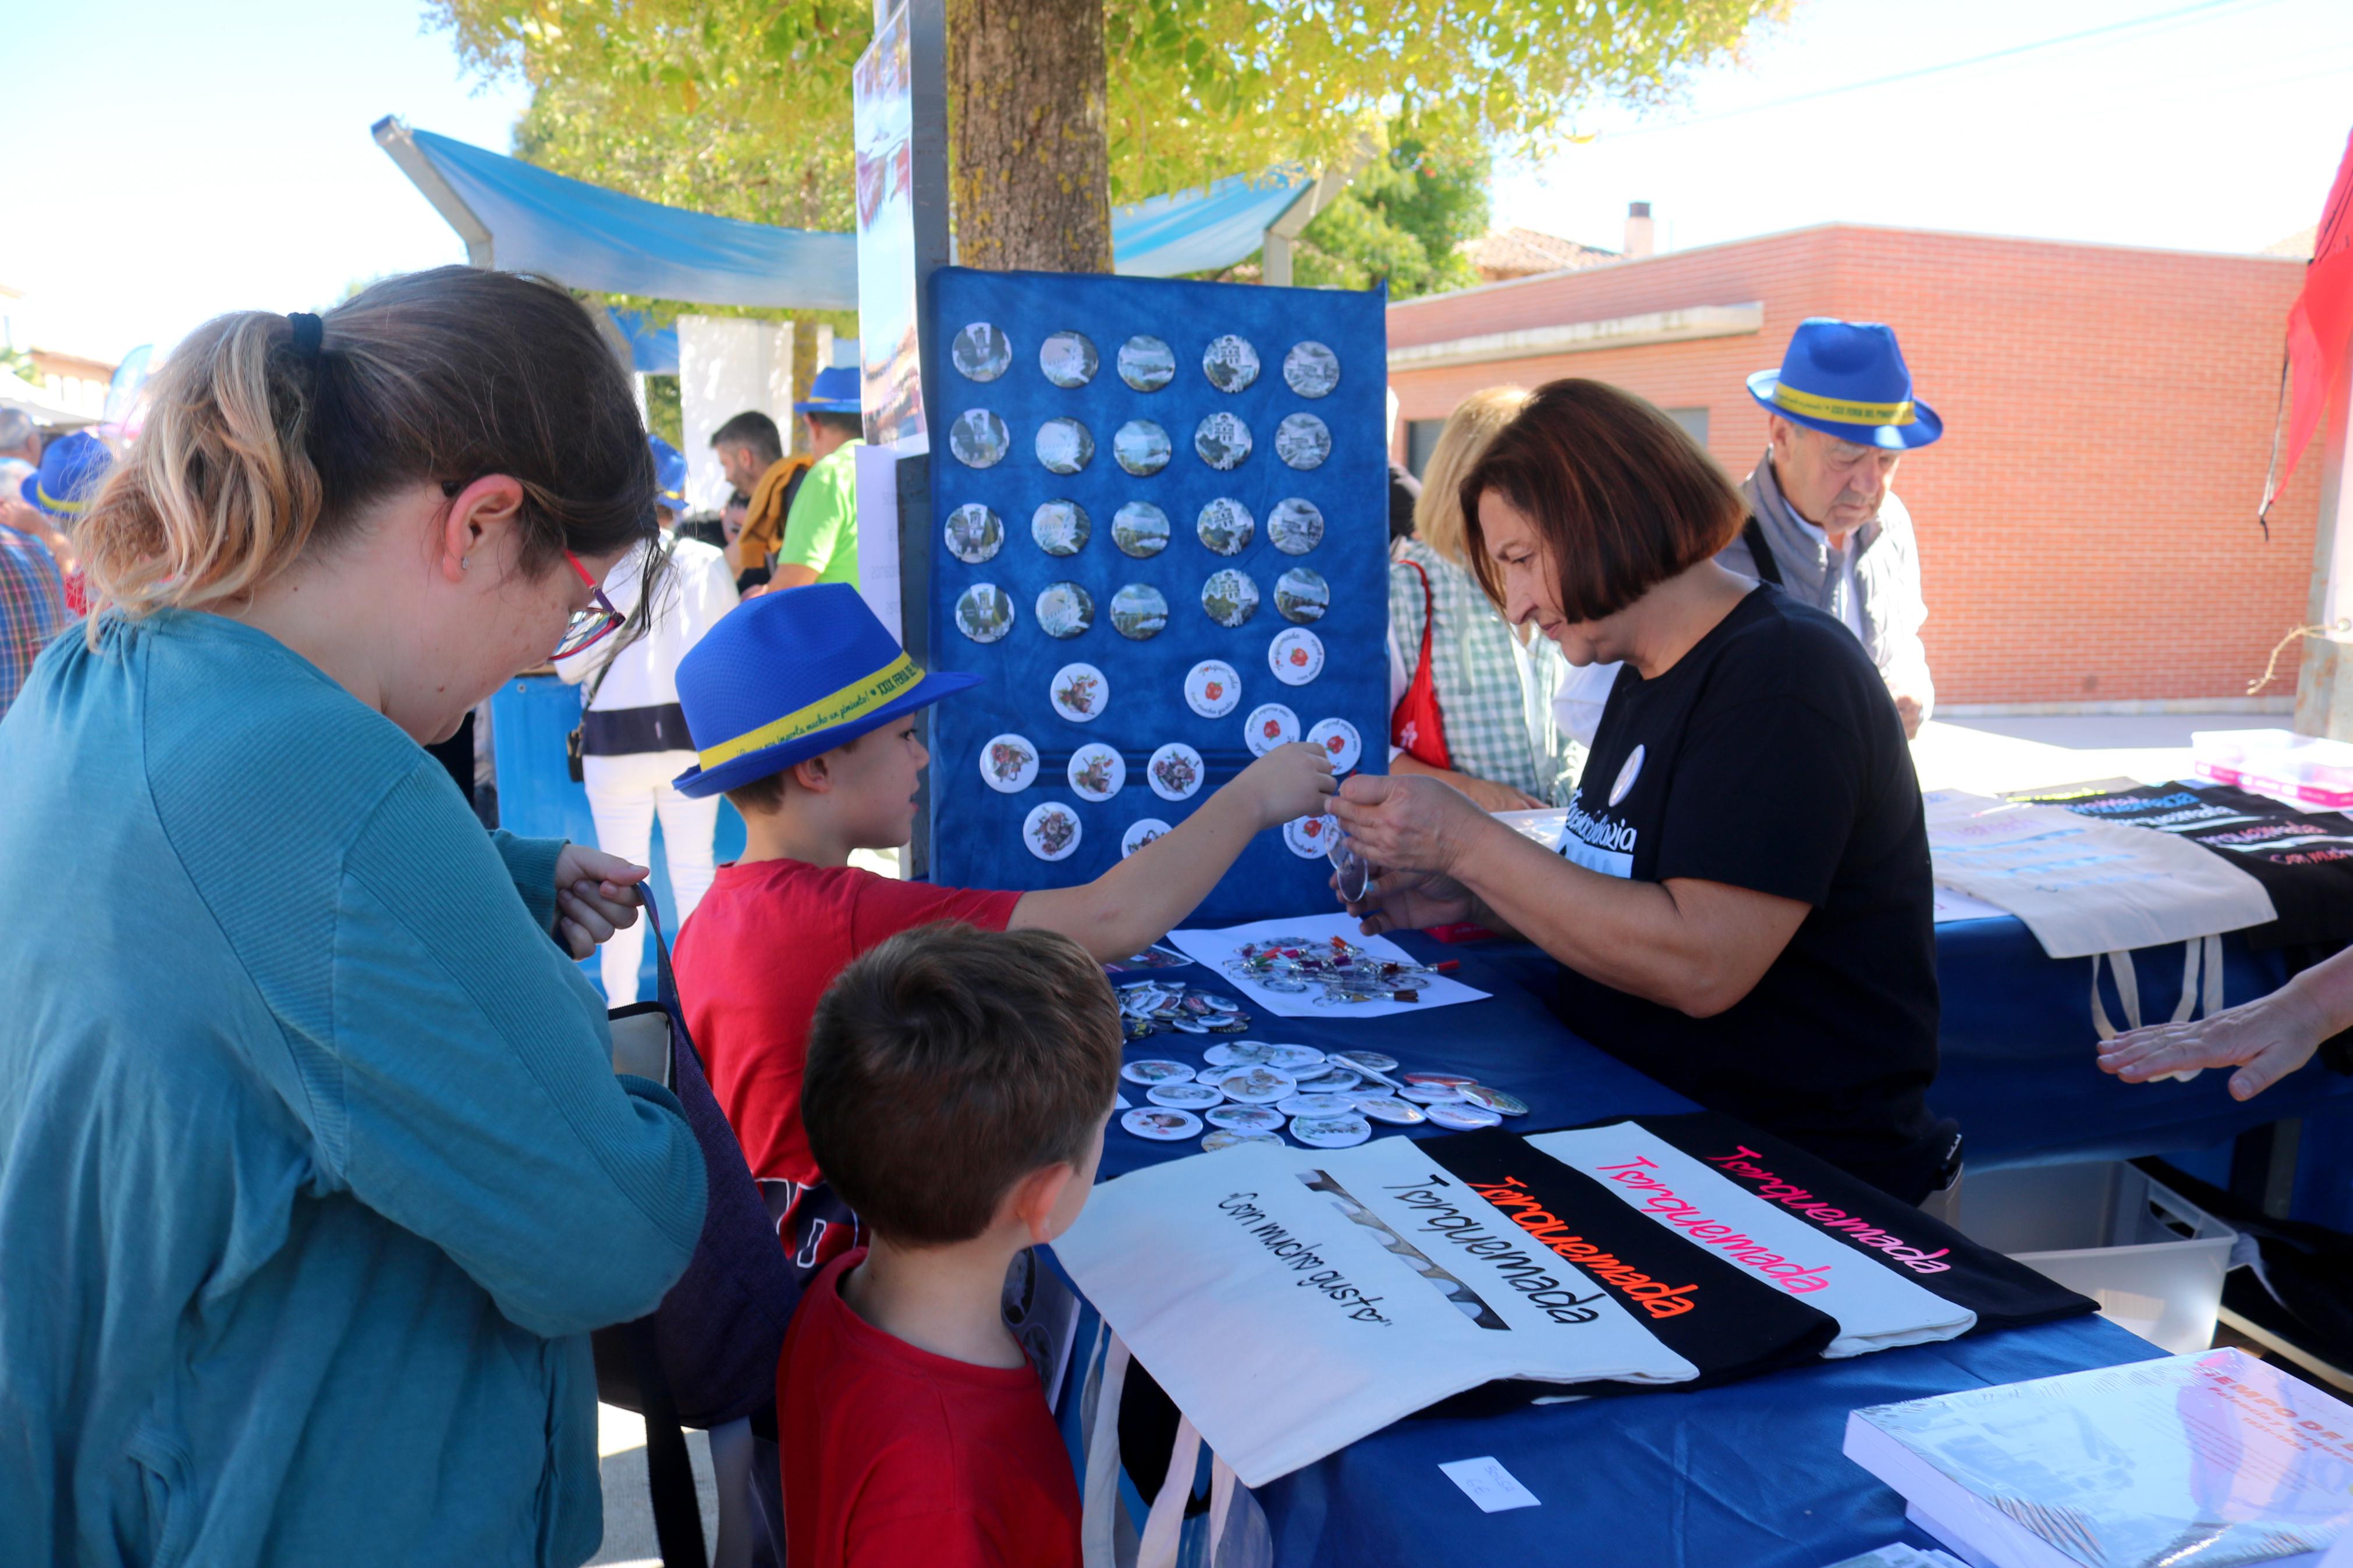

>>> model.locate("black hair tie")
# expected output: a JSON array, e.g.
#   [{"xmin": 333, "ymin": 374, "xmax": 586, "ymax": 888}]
[{"xmin": 286, "ymin": 312, "xmax": 324, "ymax": 359}]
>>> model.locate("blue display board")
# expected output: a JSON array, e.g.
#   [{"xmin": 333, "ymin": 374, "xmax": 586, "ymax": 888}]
[{"xmin": 922, "ymin": 266, "xmax": 1387, "ymax": 923}]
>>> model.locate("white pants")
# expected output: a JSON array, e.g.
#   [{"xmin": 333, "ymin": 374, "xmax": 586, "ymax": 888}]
[{"xmin": 583, "ymin": 749, "xmax": 719, "ymax": 1004}]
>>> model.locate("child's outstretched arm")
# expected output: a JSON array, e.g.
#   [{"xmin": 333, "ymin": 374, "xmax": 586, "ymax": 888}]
[{"xmin": 1009, "ymin": 742, "xmax": 1336, "ymax": 960}]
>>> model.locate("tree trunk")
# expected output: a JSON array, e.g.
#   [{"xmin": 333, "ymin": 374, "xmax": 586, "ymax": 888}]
[{"xmin": 946, "ymin": 0, "xmax": 1114, "ymax": 273}]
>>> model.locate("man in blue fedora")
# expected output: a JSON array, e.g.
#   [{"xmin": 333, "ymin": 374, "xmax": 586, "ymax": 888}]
[{"xmin": 1720, "ymin": 318, "xmax": 1941, "ymax": 737}]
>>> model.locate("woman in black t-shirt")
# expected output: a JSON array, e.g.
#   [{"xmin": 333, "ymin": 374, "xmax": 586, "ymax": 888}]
[{"xmin": 1332, "ymin": 379, "xmax": 1958, "ymax": 1203}]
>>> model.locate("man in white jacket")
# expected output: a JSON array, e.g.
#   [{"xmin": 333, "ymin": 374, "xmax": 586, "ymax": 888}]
[{"xmin": 556, "ymin": 435, "xmax": 741, "ymax": 1001}]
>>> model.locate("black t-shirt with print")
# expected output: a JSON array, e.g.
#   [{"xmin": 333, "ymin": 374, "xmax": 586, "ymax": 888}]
[{"xmin": 1549, "ymin": 585, "xmax": 1951, "ymax": 1201}]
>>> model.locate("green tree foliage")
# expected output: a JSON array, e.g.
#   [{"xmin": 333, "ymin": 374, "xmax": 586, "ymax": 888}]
[
  {"xmin": 1289, "ymin": 136, "xmax": 1492, "ymax": 298},
  {"xmin": 429, "ymin": 0, "xmax": 1783, "ymax": 229}
]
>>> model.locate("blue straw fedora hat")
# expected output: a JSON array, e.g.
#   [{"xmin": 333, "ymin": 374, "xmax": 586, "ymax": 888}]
[
  {"xmin": 1747, "ymin": 319, "xmax": 1942, "ymax": 450},
  {"xmin": 672, "ymin": 583, "xmax": 977, "ymax": 797},
  {"xmin": 647, "ymin": 433, "xmax": 688, "ymax": 511},
  {"xmin": 20, "ymin": 430, "xmax": 114, "ymax": 519},
  {"xmin": 793, "ymin": 364, "xmax": 863, "ymax": 416}
]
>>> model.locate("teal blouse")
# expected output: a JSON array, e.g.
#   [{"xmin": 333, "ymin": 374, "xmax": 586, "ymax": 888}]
[{"xmin": 0, "ymin": 611, "xmax": 708, "ymax": 1566}]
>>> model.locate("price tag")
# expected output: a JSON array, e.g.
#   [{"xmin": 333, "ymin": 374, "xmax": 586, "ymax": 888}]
[{"xmin": 1438, "ymin": 1456, "xmax": 1540, "ymax": 1514}]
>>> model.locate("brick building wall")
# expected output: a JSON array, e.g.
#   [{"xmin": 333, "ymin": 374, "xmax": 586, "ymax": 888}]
[{"xmin": 1386, "ymin": 224, "xmax": 2323, "ymax": 708}]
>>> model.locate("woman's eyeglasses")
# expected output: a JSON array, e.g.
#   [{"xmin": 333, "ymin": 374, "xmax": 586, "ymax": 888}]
[{"xmin": 553, "ymin": 551, "xmax": 624, "ymax": 660}]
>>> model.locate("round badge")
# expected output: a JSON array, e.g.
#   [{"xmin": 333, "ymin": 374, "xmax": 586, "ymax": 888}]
[
  {"xmin": 1216, "ymin": 1066, "xmax": 1297, "ymax": 1104},
  {"xmin": 1205, "ymin": 1103, "xmax": 1285, "ymax": 1131},
  {"xmin": 1147, "ymin": 741, "xmax": 1205, "ymax": 802},
  {"xmin": 1425, "ymin": 1102, "xmax": 1503, "ymax": 1131},
  {"xmin": 1401, "ymin": 1082, "xmax": 1463, "ymax": 1104},
  {"xmin": 1113, "ymin": 502, "xmax": 1170, "ymax": 558},
  {"xmin": 1067, "ymin": 741, "xmax": 1126, "ymax": 802},
  {"xmin": 948, "ymin": 407, "xmax": 1009, "ymax": 468},
  {"xmin": 1268, "ymin": 497, "xmax": 1325, "ymax": 556},
  {"xmin": 1276, "ymin": 1093, "xmax": 1359, "ymax": 1118},
  {"xmin": 1266, "ymin": 628, "xmax": 1325, "ymax": 687},
  {"xmin": 1121, "ymin": 818, "xmax": 1173, "ymax": 858},
  {"xmin": 1403, "ymin": 1072, "xmax": 1476, "ymax": 1086},
  {"xmin": 978, "ymin": 733, "xmax": 1039, "ymax": 794},
  {"xmin": 1121, "ymin": 1058, "xmax": 1195, "ymax": 1086},
  {"xmin": 1265, "ymin": 1043, "xmax": 1326, "ymax": 1071},
  {"xmin": 1609, "ymin": 744, "xmax": 1646, "ymax": 808},
  {"xmin": 1202, "ymin": 335, "xmax": 1261, "ymax": 393},
  {"xmin": 954, "ymin": 582, "xmax": 1015, "ymax": 643},
  {"xmin": 1202, "ymin": 570, "xmax": 1259, "ymax": 629},
  {"xmin": 1032, "ymin": 500, "xmax": 1090, "ymax": 556},
  {"xmin": 950, "ymin": 322, "xmax": 1013, "ymax": 381},
  {"xmin": 1244, "ymin": 702, "xmax": 1301, "ymax": 757},
  {"xmin": 1123, "ymin": 1107, "xmax": 1202, "ymax": 1142},
  {"xmin": 1274, "ymin": 567, "xmax": 1329, "ymax": 624},
  {"xmin": 1354, "ymin": 1096, "xmax": 1428, "ymax": 1125},
  {"xmin": 1110, "ymin": 584, "xmax": 1168, "ymax": 641},
  {"xmin": 1195, "ymin": 497, "xmax": 1255, "ymax": 556},
  {"xmin": 1457, "ymin": 1084, "xmax": 1529, "ymax": 1117},
  {"xmin": 1148, "ymin": 1080, "xmax": 1224, "ymax": 1110},
  {"xmin": 1049, "ymin": 662, "xmax": 1108, "ymax": 723},
  {"xmin": 944, "ymin": 503, "xmax": 1003, "ymax": 564},
  {"xmin": 1035, "ymin": 581, "xmax": 1095, "ymax": 639},
  {"xmin": 1274, "ymin": 413, "xmax": 1332, "ymax": 471},
  {"xmin": 1118, "ymin": 334, "xmax": 1176, "ymax": 392},
  {"xmin": 1291, "ymin": 1066, "xmax": 1361, "ymax": 1095},
  {"xmin": 1333, "ymin": 1049, "xmax": 1399, "ymax": 1073},
  {"xmin": 1113, "ymin": 419, "xmax": 1172, "ymax": 477},
  {"xmin": 1204, "ymin": 1041, "xmax": 1279, "ymax": 1068},
  {"xmin": 1194, "ymin": 412, "xmax": 1252, "ymax": 471},
  {"xmin": 1024, "ymin": 801, "xmax": 1082, "ymax": 862},
  {"xmin": 1308, "ymin": 718, "xmax": 1362, "ymax": 773},
  {"xmin": 1283, "ymin": 813, "xmax": 1338, "ymax": 859},
  {"xmin": 1282, "ymin": 341, "xmax": 1341, "ymax": 399},
  {"xmin": 1202, "ymin": 1129, "xmax": 1283, "ymax": 1151},
  {"xmin": 1036, "ymin": 417, "xmax": 1094, "ymax": 475},
  {"xmin": 1039, "ymin": 330, "xmax": 1098, "ymax": 388},
  {"xmin": 1290, "ymin": 1114, "xmax": 1372, "ymax": 1149},
  {"xmin": 1186, "ymin": 660, "xmax": 1242, "ymax": 719}
]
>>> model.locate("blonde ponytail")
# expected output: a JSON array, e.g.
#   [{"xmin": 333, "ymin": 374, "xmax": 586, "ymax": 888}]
[{"xmin": 77, "ymin": 311, "xmax": 326, "ymax": 638}]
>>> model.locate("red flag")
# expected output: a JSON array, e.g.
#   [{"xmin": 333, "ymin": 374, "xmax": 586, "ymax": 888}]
[{"xmin": 2269, "ymin": 127, "xmax": 2353, "ymax": 514}]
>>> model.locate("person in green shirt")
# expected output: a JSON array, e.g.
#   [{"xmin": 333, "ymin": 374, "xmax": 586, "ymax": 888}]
[
  {"xmin": 771, "ymin": 364, "xmax": 865, "ymax": 591},
  {"xmin": 0, "ymin": 268, "xmax": 707, "ymax": 1567}
]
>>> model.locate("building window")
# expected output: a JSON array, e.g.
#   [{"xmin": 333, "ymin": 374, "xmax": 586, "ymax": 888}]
[
  {"xmin": 1406, "ymin": 418, "xmax": 1446, "ymax": 478},
  {"xmin": 1665, "ymin": 407, "xmax": 1709, "ymax": 447}
]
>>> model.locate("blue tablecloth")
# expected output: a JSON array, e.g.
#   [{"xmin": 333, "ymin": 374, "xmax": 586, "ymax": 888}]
[{"xmin": 1076, "ymin": 936, "xmax": 2163, "ymax": 1566}]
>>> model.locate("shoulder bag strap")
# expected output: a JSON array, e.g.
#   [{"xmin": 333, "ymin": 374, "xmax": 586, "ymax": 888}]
[
  {"xmin": 1740, "ymin": 515, "xmax": 1783, "ymax": 586},
  {"xmin": 1390, "ymin": 558, "xmax": 1453, "ymax": 769}
]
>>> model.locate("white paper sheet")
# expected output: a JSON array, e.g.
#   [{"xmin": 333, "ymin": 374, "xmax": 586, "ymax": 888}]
[{"xmin": 1166, "ymin": 912, "xmax": 1491, "ymax": 1019}]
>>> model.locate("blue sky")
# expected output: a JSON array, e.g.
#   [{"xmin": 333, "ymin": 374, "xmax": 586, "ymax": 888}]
[{"xmin": 5, "ymin": 0, "xmax": 2349, "ymax": 362}]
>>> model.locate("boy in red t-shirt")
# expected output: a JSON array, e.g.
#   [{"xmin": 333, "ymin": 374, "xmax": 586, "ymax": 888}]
[
  {"xmin": 668, "ymin": 585, "xmax": 1333, "ymax": 1214},
  {"xmin": 781, "ymin": 921, "xmax": 1120, "ymax": 1567}
]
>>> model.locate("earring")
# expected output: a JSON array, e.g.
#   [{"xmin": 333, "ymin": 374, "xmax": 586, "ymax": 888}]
[{"xmin": 461, "ymin": 556, "xmax": 471, "ymax": 571}]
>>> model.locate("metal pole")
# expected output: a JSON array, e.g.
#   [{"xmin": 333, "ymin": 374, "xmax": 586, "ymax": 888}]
[{"xmin": 370, "ymin": 116, "xmax": 495, "ymax": 269}]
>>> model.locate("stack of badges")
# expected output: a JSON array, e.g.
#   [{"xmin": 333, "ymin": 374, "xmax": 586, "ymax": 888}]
[
  {"xmin": 1116, "ymin": 979, "xmax": 1254, "ymax": 1038},
  {"xmin": 1223, "ymin": 933, "xmax": 1450, "ymax": 1007},
  {"xmin": 1114, "ymin": 1027, "xmax": 1528, "ymax": 1153}
]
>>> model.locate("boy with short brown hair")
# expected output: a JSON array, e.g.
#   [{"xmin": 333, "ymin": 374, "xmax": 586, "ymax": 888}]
[{"xmin": 780, "ymin": 921, "xmax": 1121, "ymax": 1567}]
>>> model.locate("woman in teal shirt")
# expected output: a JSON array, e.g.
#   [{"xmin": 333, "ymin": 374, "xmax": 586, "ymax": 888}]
[{"xmin": 0, "ymin": 270, "xmax": 708, "ymax": 1566}]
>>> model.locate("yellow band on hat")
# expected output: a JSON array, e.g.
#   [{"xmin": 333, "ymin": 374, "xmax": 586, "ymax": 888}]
[
  {"xmin": 698, "ymin": 652, "xmax": 922, "ymax": 770},
  {"xmin": 1770, "ymin": 382, "xmax": 1915, "ymax": 428},
  {"xmin": 36, "ymin": 482, "xmax": 91, "ymax": 515}
]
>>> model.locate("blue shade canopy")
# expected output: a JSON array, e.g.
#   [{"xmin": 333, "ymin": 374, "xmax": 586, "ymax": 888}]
[
  {"xmin": 607, "ymin": 309, "xmax": 680, "ymax": 375},
  {"xmin": 1108, "ymin": 172, "xmax": 1314, "ymax": 278},
  {"xmin": 379, "ymin": 122, "xmax": 1315, "ymax": 308}
]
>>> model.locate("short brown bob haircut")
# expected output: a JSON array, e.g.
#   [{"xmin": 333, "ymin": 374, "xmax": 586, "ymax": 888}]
[
  {"xmin": 1461, "ymin": 378, "xmax": 1745, "ymax": 623},
  {"xmin": 804, "ymin": 923, "xmax": 1122, "ymax": 1246}
]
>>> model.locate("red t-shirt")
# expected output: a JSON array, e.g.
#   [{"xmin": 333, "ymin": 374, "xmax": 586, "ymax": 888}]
[
  {"xmin": 673, "ymin": 859, "xmax": 1020, "ymax": 1187},
  {"xmin": 780, "ymin": 1250, "xmax": 1082, "ymax": 1568}
]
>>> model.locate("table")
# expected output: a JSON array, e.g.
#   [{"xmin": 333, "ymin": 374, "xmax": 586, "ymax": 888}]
[{"xmin": 1067, "ymin": 934, "xmax": 2162, "ymax": 1567}]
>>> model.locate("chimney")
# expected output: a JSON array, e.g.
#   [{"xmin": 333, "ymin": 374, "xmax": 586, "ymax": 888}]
[{"xmin": 1624, "ymin": 201, "xmax": 1655, "ymax": 258}]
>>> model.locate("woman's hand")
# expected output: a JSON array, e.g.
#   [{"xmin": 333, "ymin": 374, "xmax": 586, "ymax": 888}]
[
  {"xmin": 552, "ymin": 844, "xmax": 649, "ymax": 961},
  {"xmin": 2098, "ymin": 983, "xmax": 2329, "ymax": 1101},
  {"xmin": 1328, "ymin": 773, "xmax": 1492, "ymax": 882}
]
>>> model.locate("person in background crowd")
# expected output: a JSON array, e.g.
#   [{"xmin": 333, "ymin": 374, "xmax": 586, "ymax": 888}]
[
  {"xmin": 713, "ymin": 410, "xmax": 808, "ymax": 594},
  {"xmin": 556, "ymin": 432, "xmax": 740, "ymax": 1003},
  {"xmin": 0, "ymin": 409, "xmax": 41, "ymax": 499},
  {"xmin": 0, "ymin": 268, "xmax": 706, "ymax": 1566},
  {"xmin": 1719, "ymin": 318, "xmax": 1939, "ymax": 737},
  {"xmin": 764, "ymin": 365, "xmax": 865, "ymax": 593},
  {"xmin": 0, "ymin": 493, "xmax": 65, "ymax": 717},
  {"xmin": 1388, "ymin": 387, "xmax": 1581, "ymax": 813},
  {"xmin": 1386, "ymin": 386, "xmax": 1421, "ymax": 543},
  {"xmin": 5, "ymin": 427, "xmax": 109, "ymax": 606}
]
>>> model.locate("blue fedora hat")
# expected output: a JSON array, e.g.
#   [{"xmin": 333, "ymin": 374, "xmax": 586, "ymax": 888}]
[
  {"xmin": 647, "ymin": 433, "xmax": 688, "ymax": 511},
  {"xmin": 20, "ymin": 430, "xmax": 114, "ymax": 519},
  {"xmin": 1747, "ymin": 319, "xmax": 1942, "ymax": 450},
  {"xmin": 792, "ymin": 364, "xmax": 862, "ymax": 416},
  {"xmin": 671, "ymin": 582, "xmax": 977, "ymax": 797}
]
